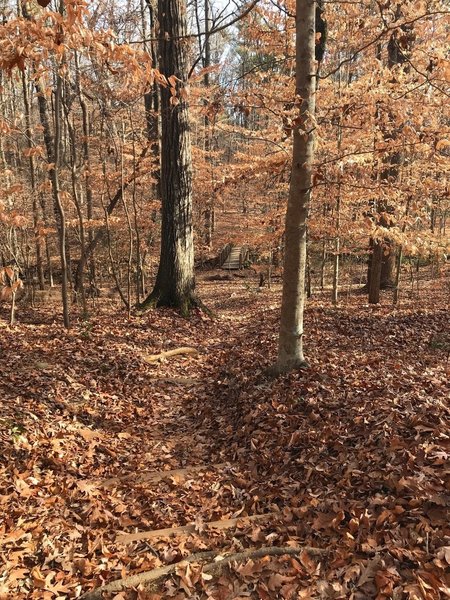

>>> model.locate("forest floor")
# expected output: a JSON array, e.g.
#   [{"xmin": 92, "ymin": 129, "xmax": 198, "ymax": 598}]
[{"xmin": 0, "ymin": 268, "xmax": 449, "ymax": 599}]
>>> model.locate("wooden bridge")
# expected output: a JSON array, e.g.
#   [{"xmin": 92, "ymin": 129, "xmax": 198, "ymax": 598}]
[{"xmin": 219, "ymin": 244, "xmax": 249, "ymax": 270}]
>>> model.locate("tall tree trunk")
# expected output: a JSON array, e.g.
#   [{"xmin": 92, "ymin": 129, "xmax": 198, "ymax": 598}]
[
  {"xmin": 332, "ymin": 64, "xmax": 344, "ymax": 305},
  {"xmin": 63, "ymin": 97, "xmax": 88, "ymax": 315},
  {"xmin": 75, "ymin": 52, "xmax": 96, "ymax": 288},
  {"xmin": 22, "ymin": 2, "xmax": 70, "ymax": 327},
  {"xmin": 34, "ymin": 77, "xmax": 70, "ymax": 326},
  {"xmin": 143, "ymin": 0, "xmax": 161, "ymax": 197},
  {"xmin": 332, "ymin": 196, "xmax": 340, "ymax": 305},
  {"xmin": 21, "ymin": 70, "xmax": 45, "ymax": 290},
  {"xmin": 138, "ymin": 0, "xmax": 196, "ymax": 314},
  {"xmin": 368, "ymin": 241, "xmax": 382, "ymax": 304},
  {"xmin": 273, "ymin": 0, "xmax": 315, "ymax": 373},
  {"xmin": 202, "ymin": 0, "xmax": 214, "ymax": 248}
]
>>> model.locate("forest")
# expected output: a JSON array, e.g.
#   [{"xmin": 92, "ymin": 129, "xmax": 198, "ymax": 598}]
[{"xmin": 0, "ymin": 0, "xmax": 449, "ymax": 598}]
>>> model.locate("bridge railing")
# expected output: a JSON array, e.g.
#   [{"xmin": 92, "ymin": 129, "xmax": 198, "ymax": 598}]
[
  {"xmin": 218, "ymin": 243, "xmax": 232, "ymax": 267},
  {"xmin": 239, "ymin": 245, "xmax": 249, "ymax": 269}
]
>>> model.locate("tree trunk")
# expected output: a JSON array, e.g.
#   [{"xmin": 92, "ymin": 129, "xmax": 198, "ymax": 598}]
[
  {"xmin": 138, "ymin": 0, "xmax": 196, "ymax": 315},
  {"xmin": 332, "ymin": 196, "xmax": 340, "ymax": 305},
  {"xmin": 368, "ymin": 241, "xmax": 382, "ymax": 304},
  {"xmin": 22, "ymin": 0, "xmax": 70, "ymax": 327},
  {"xmin": 75, "ymin": 52, "xmax": 96, "ymax": 288},
  {"xmin": 21, "ymin": 70, "xmax": 45, "ymax": 290},
  {"xmin": 368, "ymin": 15, "xmax": 414, "ymax": 300},
  {"xmin": 63, "ymin": 95, "xmax": 88, "ymax": 315},
  {"xmin": 273, "ymin": 0, "xmax": 315, "ymax": 373},
  {"xmin": 380, "ymin": 250, "xmax": 395, "ymax": 288},
  {"xmin": 143, "ymin": 0, "xmax": 161, "ymax": 197}
]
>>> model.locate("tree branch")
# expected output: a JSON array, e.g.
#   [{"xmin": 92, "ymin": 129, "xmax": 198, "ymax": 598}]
[
  {"xmin": 319, "ymin": 10, "xmax": 450, "ymax": 80},
  {"xmin": 129, "ymin": 0, "xmax": 261, "ymax": 44}
]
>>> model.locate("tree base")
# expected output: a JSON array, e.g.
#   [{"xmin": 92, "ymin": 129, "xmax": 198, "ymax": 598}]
[
  {"xmin": 265, "ymin": 359, "xmax": 310, "ymax": 377},
  {"xmin": 136, "ymin": 290, "xmax": 211, "ymax": 318}
]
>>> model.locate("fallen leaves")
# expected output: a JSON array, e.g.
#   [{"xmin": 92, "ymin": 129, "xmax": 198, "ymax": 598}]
[{"xmin": 0, "ymin": 273, "xmax": 448, "ymax": 598}]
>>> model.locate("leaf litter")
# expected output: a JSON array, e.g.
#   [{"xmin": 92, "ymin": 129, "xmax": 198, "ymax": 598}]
[{"xmin": 0, "ymin": 271, "xmax": 449, "ymax": 599}]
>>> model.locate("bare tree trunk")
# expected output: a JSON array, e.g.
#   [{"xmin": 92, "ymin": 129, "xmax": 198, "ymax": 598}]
[
  {"xmin": 202, "ymin": 0, "xmax": 214, "ymax": 249},
  {"xmin": 393, "ymin": 247, "xmax": 402, "ymax": 305},
  {"xmin": 142, "ymin": 0, "xmax": 161, "ymax": 199},
  {"xmin": 332, "ymin": 79, "xmax": 343, "ymax": 305},
  {"xmin": 21, "ymin": 70, "xmax": 45, "ymax": 290},
  {"xmin": 273, "ymin": 0, "xmax": 315, "ymax": 373},
  {"xmin": 121, "ymin": 123, "xmax": 133, "ymax": 318},
  {"xmin": 129, "ymin": 112, "xmax": 144, "ymax": 302},
  {"xmin": 22, "ymin": 8, "xmax": 70, "ymax": 326},
  {"xmin": 138, "ymin": 0, "xmax": 197, "ymax": 315},
  {"xmin": 74, "ymin": 52, "xmax": 96, "ymax": 289},
  {"xmin": 64, "ymin": 98, "xmax": 88, "ymax": 315},
  {"xmin": 52, "ymin": 63, "xmax": 70, "ymax": 327},
  {"xmin": 320, "ymin": 239, "xmax": 326, "ymax": 290},
  {"xmin": 332, "ymin": 196, "xmax": 340, "ymax": 305}
]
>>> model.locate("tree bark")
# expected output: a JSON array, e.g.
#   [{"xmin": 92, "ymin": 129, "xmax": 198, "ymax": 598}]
[
  {"xmin": 138, "ymin": 0, "xmax": 196, "ymax": 314},
  {"xmin": 274, "ymin": 0, "xmax": 315, "ymax": 372}
]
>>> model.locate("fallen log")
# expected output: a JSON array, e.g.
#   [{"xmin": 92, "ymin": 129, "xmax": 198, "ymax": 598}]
[
  {"xmin": 80, "ymin": 544, "xmax": 328, "ymax": 599},
  {"xmin": 116, "ymin": 512, "xmax": 277, "ymax": 544}
]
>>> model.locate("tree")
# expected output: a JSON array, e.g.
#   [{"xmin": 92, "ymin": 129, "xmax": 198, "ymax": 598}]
[
  {"xmin": 138, "ymin": 0, "xmax": 197, "ymax": 314},
  {"xmin": 368, "ymin": 7, "xmax": 415, "ymax": 303},
  {"xmin": 273, "ymin": 0, "xmax": 316, "ymax": 373},
  {"xmin": 22, "ymin": 0, "xmax": 71, "ymax": 328}
]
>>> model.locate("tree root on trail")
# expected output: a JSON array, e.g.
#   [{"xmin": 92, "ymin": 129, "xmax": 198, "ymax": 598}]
[
  {"xmin": 135, "ymin": 291, "xmax": 213, "ymax": 318},
  {"xmin": 97, "ymin": 463, "xmax": 227, "ymax": 489},
  {"xmin": 79, "ymin": 550, "xmax": 218, "ymax": 600},
  {"xmin": 142, "ymin": 347, "xmax": 199, "ymax": 363},
  {"xmin": 150, "ymin": 376, "xmax": 199, "ymax": 385},
  {"xmin": 200, "ymin": 545, "xmax": 328, "ymax": 577},
  {"xmin": 79, "ymin": 545, "xmax": 329, "ymax": 599},
  {"xmin": 116, "ymin": 512, "xmax": 277, "ymax": 544}
]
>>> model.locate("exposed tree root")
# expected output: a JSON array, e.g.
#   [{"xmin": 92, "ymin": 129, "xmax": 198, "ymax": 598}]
[
  {"xmin": 96, "ymin": 463, "xmax": 227, "ymax": 489},
  {"xmin": 136, "ymin": 290, "xmax": 214, "ymax": 318},
  {"xmin": 79, "ymin": 550, "xmax": 218, "ymax": 600},
  {"xmin": 200, "ymin": 545, "xmax": 328, "ymax": 578},
  {"xmin": 150, "ymin": 376, "xmax": 199, "ymax": 385},
  {"xmin": 142, "ymin": 347, "xmax": 199, "ymax": 363},
  {"xmin": 80, "ymin": 545, "xmax": 329, "ymax": 599},
  {"xmin": 116, "ymin": 512, "xmax": 277, "ymax": 544}
]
